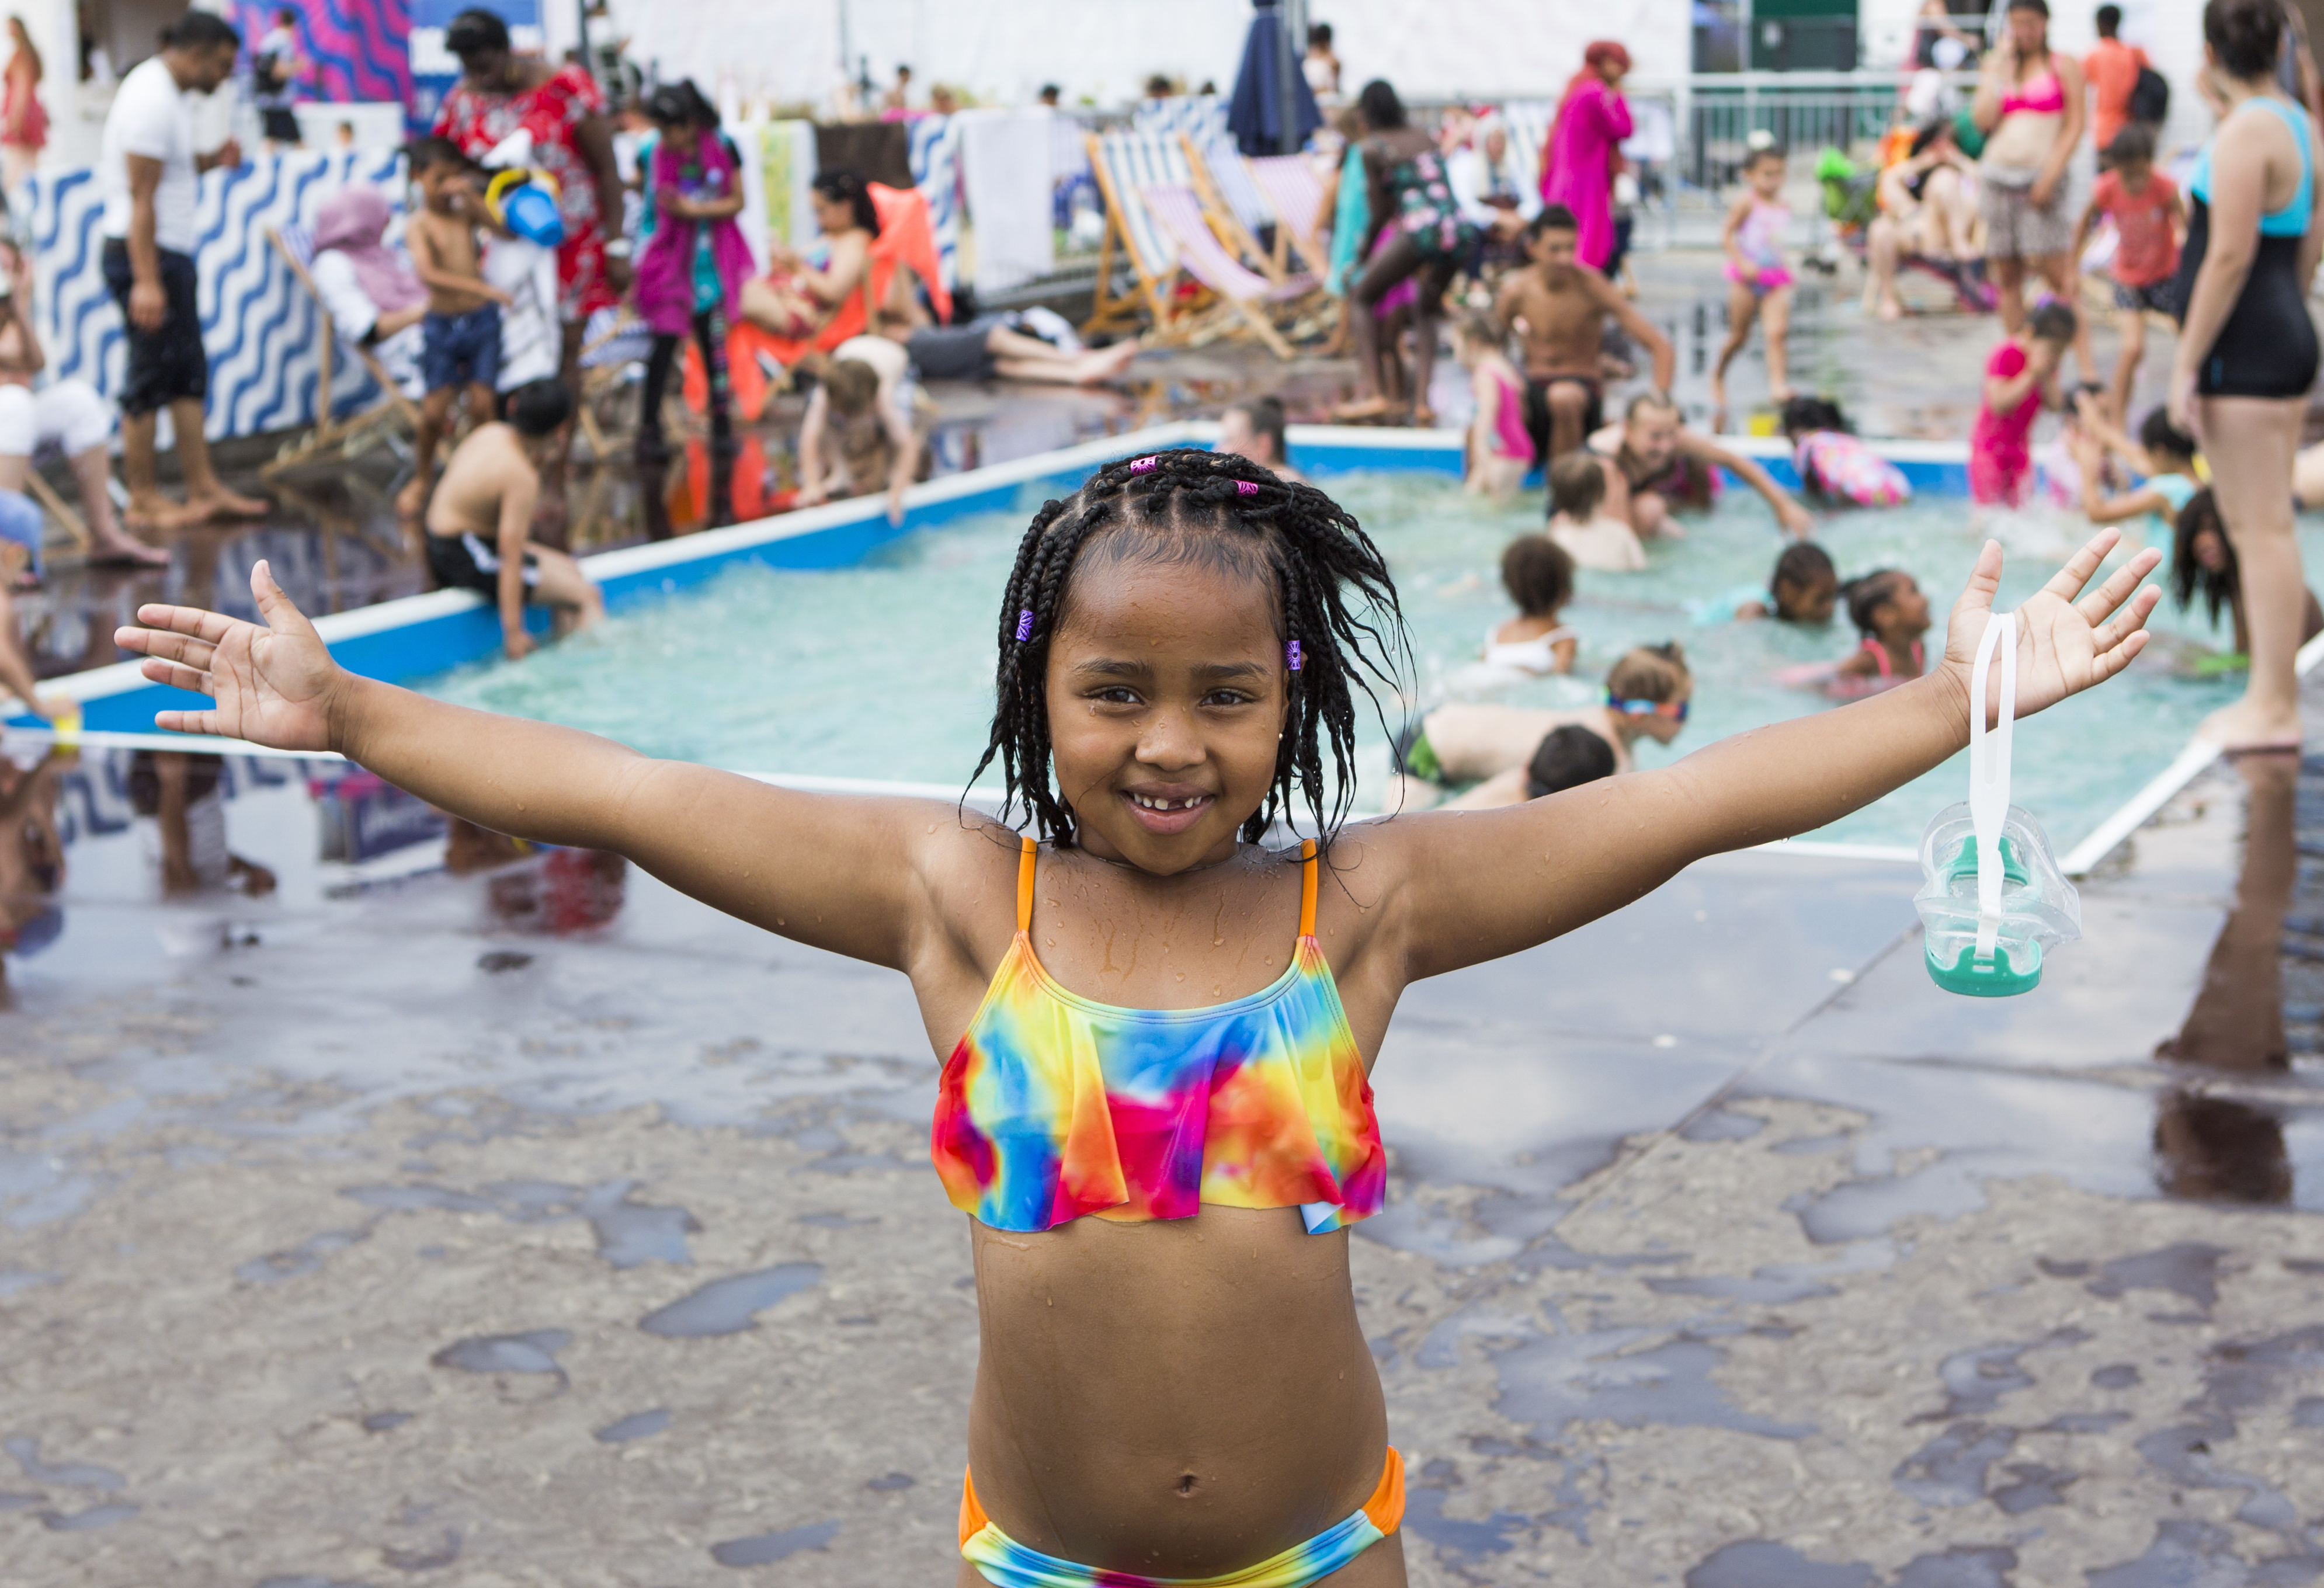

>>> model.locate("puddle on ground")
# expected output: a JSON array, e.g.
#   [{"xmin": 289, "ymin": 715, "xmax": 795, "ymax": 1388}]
[
  {"xmin": 1686, "ymin": 1541, "xmax": 2021, "ymax": 1588},
  {"xmin": 2086, "ymin": 1242, "xmax": 2227, "ymax": 1312},
  {"xmin": 340, "ymin": 1176, "xmax": 699, "ymax": 1268},
  {"xmin": 709, "ymin": 1518, "xmax": 840, "ymax": 1566},
  {"xmin": 639, "ymin": 1263, "xmax": 822, "ymax": 1338},
  {"xmin": 1890, "ymin": 1422, "xmax": 2016, "ymax": 1507},
  {"xmin": 430, "ymin": 1329, "xmax": 571, "ymax": 1381},
  {"xmin": 5, "ymin": 1436, "xmax": 124, "ymax": 1489},
  {"xmin": 39, "ymin": 1500, "xmax": 139, "ymax": 1531},
  {"xmin": 593, "ymin": 1409, "xmax": 669, "ymax": 1444},
  {"xmin": 1922, "ymin": 1330, "xmax": 2089, "ymax": 1420},
  {"xmin": 1489, "ymin": 1328, "xmax": 1816, "ymax": 1441}
]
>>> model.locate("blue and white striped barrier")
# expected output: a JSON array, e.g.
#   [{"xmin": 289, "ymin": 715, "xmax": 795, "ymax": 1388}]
[
  {"xmin": 1133, "ymin": 95, "xmax": 1273, "ymax": 237},
  {"xmin": 907, "ymin": 114, "xmax": 963, "ymax": 296},
  {"xmin": 26, "ymin": 147, "xmax": 407, "ymax": 442}
]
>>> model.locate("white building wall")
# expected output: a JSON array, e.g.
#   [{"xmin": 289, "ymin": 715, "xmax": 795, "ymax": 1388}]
[{"xmin": 582, "ymin": 0, "xmax": 1690, "ymax": 113}]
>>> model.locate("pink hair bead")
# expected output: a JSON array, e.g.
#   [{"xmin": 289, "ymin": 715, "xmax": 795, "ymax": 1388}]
[
  {"xmin": 1235, "ymin": 480, "xmax": 1259, "ymax": 496},
  {"xmin": 1128, "ymin": 456, "xmax": 1158, "ymax": 473}
]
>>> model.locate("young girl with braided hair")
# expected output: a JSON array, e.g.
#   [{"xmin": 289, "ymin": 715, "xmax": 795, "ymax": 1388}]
[{"xmin": 119, "ymin": 447, "xmax": 2161, "ymax": 1588}]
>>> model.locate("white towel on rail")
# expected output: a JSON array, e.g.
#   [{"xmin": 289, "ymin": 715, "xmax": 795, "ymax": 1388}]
[{"xmin": 959, "ymin": 109, "xmax": 1057, "ymax": 299}]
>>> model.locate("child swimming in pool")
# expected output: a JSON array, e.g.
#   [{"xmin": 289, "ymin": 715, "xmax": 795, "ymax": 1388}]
[
  {"xmin": 1546, "ymin": 450, "xmax": 1645, "ymax": 571},
  {"xmin": 1437, "ymin": 722, "xmax": 1618, "ymax": 811},
  {"xmin": 117, "ymin": 449, "xmax": 2160, "ymax": 1588},
  {"xmin": 1690, "ymin": 540, "xmax": 1840, "ymax": 626},
  {"xmin": 1781, "ymin": 397, "xmax": 1911, "ymax": 508},
  {"xmin": 2170, "ymin": 487, "xmax": 2324, "ymax": 667},
  {"xmin": 1830, "ymin": 568, "xmax": 1933, "ymax": 690},
  {"xmin": 1456, "ymin": 313, "xmax": 1534, "ymax": 502},
  {"xmin": 1710, "ymin": 136, "xmax": 1795, "ymax": 428},
  {"xmin": 1390, "ymin": 642, "xmax": 1693, "ymax": 811},
  {"xmin": 1971, "ymin": 300, "xmax": 2076, "ymax": 509},
  {"xmin": 1475, "ymin": 533, "xmax": 1578, "ymax": 678},
  {"xmin": 2070, "ymin": 402, "xmax": 2200, "ymax": 547}
]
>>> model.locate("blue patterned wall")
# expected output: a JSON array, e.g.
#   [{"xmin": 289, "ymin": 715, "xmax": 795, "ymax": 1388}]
[{"xmin": 27, "ymin": 148, "xmax": 407, "ymax": 442}]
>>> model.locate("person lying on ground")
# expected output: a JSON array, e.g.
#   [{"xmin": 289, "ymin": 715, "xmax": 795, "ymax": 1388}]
[{"xmin": 423, "ymin": 378, "xmax": 603, "ymax": 659}]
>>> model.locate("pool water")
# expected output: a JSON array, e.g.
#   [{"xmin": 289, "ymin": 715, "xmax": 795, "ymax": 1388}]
[{"xmin": 424, "ymin": 472, "xmax": 2320, "ymax": 852}]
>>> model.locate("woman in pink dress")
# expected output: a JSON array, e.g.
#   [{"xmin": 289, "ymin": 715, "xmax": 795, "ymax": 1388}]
[
  {"xmin": 1, "ymin": 17, "xmax": 46, "ymax": 194},
  {"xmin": 1539, "ymin": 40, "xmax": 1632, "ymax": 272}
]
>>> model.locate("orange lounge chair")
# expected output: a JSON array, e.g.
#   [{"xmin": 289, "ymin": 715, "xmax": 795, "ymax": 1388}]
[{"xmin": 709, "ymin": 182, "xmax": 953, "ymax": 422}]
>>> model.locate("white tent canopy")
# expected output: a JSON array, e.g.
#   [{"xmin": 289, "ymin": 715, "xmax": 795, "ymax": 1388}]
[{"xmin": 565, "ymin": 0, "xmax": 1692, "ymax": 113}]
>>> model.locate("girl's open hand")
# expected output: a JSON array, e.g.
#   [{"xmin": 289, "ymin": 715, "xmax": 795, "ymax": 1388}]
[
  {"xmin": 1941, "ymin": 530, "xmax": 2160, "ymax": 725},
  {"xmin": 113, "ymin": 560, "xmax": 345, "ymax": 752}
]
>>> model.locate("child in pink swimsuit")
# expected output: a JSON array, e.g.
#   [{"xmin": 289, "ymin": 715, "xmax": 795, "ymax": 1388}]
[
  {"xmin": 1712, "ymin": 137, "xmax": 1796, "ymax": 423},
  {"xmin": 1970, "ymin": 301, "xmax": 2076, "ymax": 507},
  {"xmin": 1457, "ymin": 312, "xmax": 1536, "ymax": 502}
]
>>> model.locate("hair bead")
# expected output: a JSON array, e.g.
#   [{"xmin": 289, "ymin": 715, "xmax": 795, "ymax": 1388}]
[
  {"xmin": 1014, "ymin": 609, "xmax": 1034, "ymax": 642},
  {"xmin": 1287, "ymin": 640, "xmax": 1303, "ymax": 672},
  {"xmin": 1235, "ymin": 479, "xmax": 1259, "ymax": 496},
  {"xmin": 1128, "ymin": 456, "xmax": 1158, "ymax": 473}
]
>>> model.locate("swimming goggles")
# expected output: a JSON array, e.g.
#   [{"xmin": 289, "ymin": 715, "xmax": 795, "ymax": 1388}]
[{"xmin": 1607, "ymin": 692, "xmax": 1689, "ymax": 722}]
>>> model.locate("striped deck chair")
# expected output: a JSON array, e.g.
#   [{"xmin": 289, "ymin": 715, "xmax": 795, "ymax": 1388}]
[
  {"xmin": 1499, "ymin": 100, "xmax": 1557, "ymax": 202},
  {"xmin": 1137, "ymin": 183, "xmax": 1312, "ymax": 359},
  {"xmin": 260, "ymin": 224, "xmax": 423, "ymax": 479},
  {"xmin": 1135, "ymin": 97, "xmax": 1273, "ymax": 239},
  {"xmin": 1243, "ymin": 154, "xmax": 1331, "ymax": 277},
  {"xmin": 1084, "ymin": 129, "xmax": 1193, "ymax": 338}
]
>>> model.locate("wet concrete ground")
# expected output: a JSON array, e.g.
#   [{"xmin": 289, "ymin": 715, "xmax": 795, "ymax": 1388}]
[{"xmin": 9, "ymin": 253, "xmax": 2324, "ymax": 1583}]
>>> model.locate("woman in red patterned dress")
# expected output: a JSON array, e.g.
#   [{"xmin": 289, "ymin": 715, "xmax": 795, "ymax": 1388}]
[{"xmin": 433, "ymin": 8, "xmax": 628, "ymax": 534}]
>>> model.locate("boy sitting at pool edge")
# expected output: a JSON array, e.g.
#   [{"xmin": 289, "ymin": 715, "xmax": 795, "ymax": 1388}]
[
  {"xmin": 117, "ymin": 448, "xmax": 2159, "ymax": 1588},
  {"xmin": 423, "ymin": 378, "xmax": 603, "ymax": 661}
]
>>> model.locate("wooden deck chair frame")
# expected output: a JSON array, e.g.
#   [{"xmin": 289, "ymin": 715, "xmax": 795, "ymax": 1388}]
[
  {"xmin": 1084, "ymin": 132, "xmax": 1165, "ymax": 339},
  {"xmin": 1137, "ymin": 183, "xmax": 1314, "ymax": 360},
  {"xmin": 261, "ymin": 228, "xmax": 424, "ymax": 480},
  {"xmin": 1242, "ymin": 153, "xmax": 1332, "ymax": 282},
  {"xmin": 1176, "ymin": 134, "xmax": 1282, "ymax": 286},
  {"xmin": 1085, "ymin": 131, "xmax": 1291, "ymax": 349}
]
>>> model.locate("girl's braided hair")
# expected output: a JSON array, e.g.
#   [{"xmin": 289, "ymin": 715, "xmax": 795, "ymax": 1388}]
[{"xmin": 968, "ymin": 447, "xmax": 1408, "ymax": 847}]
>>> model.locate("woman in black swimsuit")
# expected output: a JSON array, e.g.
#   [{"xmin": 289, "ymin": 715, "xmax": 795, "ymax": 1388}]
[{"xmin": 2170, "ymin": 0, "xmax": 2324, "ymax": 751}]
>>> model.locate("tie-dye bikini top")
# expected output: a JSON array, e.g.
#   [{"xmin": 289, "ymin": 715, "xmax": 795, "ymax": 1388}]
[{"xmin": 932, "ymin": 837, "xmax": 1387, "ymax": 1236}]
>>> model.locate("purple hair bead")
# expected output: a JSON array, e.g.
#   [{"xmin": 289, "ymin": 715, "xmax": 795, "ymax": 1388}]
[
  {"xmin": 1014, "ymin": 609, "xmax": 1034, "ymax": 642},
  {"xmin": 1128, "ymin": 455, "xmax": 1158, "ymax": 474},
  {"xmin": 1287, "ymin": 640, "xmax": 1303, "ymax": 672},
  {"xmin": 1235, "ymin": 479, "xmax": 1259, "ymax": 496}
]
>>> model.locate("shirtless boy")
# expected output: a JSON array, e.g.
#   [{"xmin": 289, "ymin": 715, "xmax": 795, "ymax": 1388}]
[
  {"xmin": 1493, "ymin": 205, "xmax": 1675, "ymax": 462},
  {"xmin": 402, "ymin": 138, "xmax": 512, "ymax": 519},
  {"xmin": 423, "ymin": 380, "xmax": 602, "ymax": 660}
]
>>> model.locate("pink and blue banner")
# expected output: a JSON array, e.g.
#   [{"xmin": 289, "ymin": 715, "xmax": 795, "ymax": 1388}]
[{"xmin": 234, "ymin": 0, "xmax": 414, "ymax": 111}]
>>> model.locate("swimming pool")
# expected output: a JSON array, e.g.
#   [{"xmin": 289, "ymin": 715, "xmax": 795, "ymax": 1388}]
[{"xmin": 419, "ymin": 467, "xmax": 2304, "ymax": 853}]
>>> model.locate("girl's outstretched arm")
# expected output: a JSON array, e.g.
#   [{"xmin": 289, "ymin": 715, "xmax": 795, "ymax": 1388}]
[
  {"xmin": 1380, "ymin": 530, "xmax": 2161, "ymax": 982},
  {"xmin": 116, "ymin": 562, "xmax": 937, "ymax": 970}
]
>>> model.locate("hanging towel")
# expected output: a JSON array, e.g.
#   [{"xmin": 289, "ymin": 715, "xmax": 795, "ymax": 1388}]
[{"xmin": 959, "ymin": 109, "xmax": 1055, "ymax": 298}]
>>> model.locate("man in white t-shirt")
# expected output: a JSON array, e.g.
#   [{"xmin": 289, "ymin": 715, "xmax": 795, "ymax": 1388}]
[{"xmin": 98, "ymin": 10, "xmax": 264, "ymax": 531}]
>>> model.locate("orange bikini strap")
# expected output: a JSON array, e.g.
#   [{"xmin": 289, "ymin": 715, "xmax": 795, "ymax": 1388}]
[
  {"xmin": 1299, "ymin": 838, "xmax": 1318, "ymax": 938},
  {"xmin": 1016, "ymin": 835, "xmax": 1037, "ymax": 933}
]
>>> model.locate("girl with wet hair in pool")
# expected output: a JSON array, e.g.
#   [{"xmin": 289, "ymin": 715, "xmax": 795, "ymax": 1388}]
[
  {"xmin": 2170, "ymin": 487, "xmax": 2324, "ymax": 665},
  {"xmin": 119, "ymin": 446, "xmax": 2162, "ymax": 1588}
]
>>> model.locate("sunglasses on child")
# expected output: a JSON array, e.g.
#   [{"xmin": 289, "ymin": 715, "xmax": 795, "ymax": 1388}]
[{"xmin": 1607, "ymin": 692, "xmax": 1689, "ymax": 722}]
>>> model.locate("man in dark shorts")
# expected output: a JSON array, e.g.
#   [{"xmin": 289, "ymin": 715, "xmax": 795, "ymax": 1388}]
[
  {"xmin": 1492, "ymin": 205, "xmax": 1674, "ymax": 464},
  {"xmin": 884, "ymin": 308, "xmax": 1140, "ymax": 385},
  {"xmin": 424, "ymin": 380, "xmax": 603, "ymax": 660},
  {"xmin": 98, "ymin": 11, "xmax": 266, "ymax": 531}
]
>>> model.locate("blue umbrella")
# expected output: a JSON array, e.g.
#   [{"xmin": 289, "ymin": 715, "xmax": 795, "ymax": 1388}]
[{"xmin": 1227, "ymin": 0, "xmax": 1321, "ymax": 157}]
